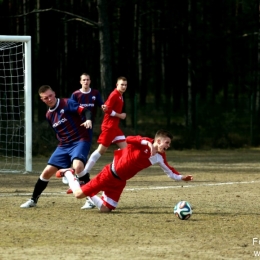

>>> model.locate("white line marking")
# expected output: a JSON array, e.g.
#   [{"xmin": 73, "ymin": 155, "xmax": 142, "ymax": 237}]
[
  {"xmin": 125, "ymin": 180, "xmax": 260, "ymax": 191},
  {"xmin": 1, "ymin": 180, "xmax": 259, "ymax": 197}
]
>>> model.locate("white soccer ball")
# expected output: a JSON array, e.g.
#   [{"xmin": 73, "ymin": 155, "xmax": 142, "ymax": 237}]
[{"xmin": 173, "ymin": 201, "xmax": 192, "ymax": 220}]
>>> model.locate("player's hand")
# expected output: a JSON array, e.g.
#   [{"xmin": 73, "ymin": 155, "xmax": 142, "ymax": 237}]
[
  {"xmin": 120, "ymin": 113, "xmax": 126, "ymax": 120},
  {"xmin": 181, "ymin": 175, "xmax": 193, "ymax": 181},
  {"xmin": 81, "ymin": 120, "xmax": 92, "ymax": 129},
  {"xmin": 101, "ymin": 105, "xmax": 107, "ymax": 112}
]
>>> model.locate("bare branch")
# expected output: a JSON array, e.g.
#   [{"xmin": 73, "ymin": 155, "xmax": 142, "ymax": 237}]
[
  {"xmin": 67, "ymin": 18, "xmax": 96, "ymax": 27},
  {"xmin": 0, "ymin": 8, "xmax": 100, "ymax": 28}
]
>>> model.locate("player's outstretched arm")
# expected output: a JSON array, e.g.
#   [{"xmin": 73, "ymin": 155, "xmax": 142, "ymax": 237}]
[{"xmin": 181, "ymin": 175, "xmax": 193, "ymax": 181}]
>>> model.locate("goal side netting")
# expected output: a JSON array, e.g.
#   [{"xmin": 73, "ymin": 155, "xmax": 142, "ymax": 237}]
[{"xmin": 0, "ymin": 35, "xmax": 32, "ymax": 173}]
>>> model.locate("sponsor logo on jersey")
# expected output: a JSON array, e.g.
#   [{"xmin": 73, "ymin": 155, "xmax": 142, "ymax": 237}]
[
  {"xmin": 53, "ymin": 118, "xmax": 68, "ymax": 128},
  {"xmin": 80, "ymin": 103, "xmax": 95, "ymax": 107}
]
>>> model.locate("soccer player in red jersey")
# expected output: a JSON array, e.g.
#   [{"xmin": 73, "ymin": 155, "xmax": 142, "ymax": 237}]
[
  {"xmin": 82, "ymin": 76, "xmax": 127, "ymax": 176},
  {"xmin": 20, "ymin": 85, "xmax": 93, "ymax": 208},
  {"xmin": 56, "ymin": 130, "xmax": 193, "ymax": 213}
]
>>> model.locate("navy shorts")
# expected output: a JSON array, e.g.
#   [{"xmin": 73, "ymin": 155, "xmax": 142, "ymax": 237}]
[{"xmin": 48, "ymin": 141, "xmax": 91, "ymax": 169}]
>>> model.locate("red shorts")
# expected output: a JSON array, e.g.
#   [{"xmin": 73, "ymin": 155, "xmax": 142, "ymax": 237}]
[
  {"xmin": 81, "ymin": 164, "xmax": 126, "ymax": 210},
  {"xmin": 97, "ymin": 127, "xmax": 125, "ymax": 147}
]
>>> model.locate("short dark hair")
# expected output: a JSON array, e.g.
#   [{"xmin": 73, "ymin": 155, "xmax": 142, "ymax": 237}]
[
  {"xmin": 80, "ymin": 73, "xmax": 91, "ymax": 80},
  {"xmin": 117, "ymin": 76, "xmax": 127, "ymax": 82},
  {"xmin": 38, "ymin": 85, "xmax": 52, "ymax": 95},
  {"xmin": 154, "ymin": 129, "xmax": 173, "ymax": 140}
]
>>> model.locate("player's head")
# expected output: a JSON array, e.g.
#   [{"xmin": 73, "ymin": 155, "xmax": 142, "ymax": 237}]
[
  {"xmin": 116, "ymin": 76, "xmax": 127, "ymax": 94},
  {"xmin": 80, "ymin": 73, "xmax": 91, "ymax": 90},
  {"xmin": 154, "ymin": 130, "xmax": 173, "ymax": 153},
  {"xmin": 38, "ymin": 85, "xmax": 56, "ymax": 107}
]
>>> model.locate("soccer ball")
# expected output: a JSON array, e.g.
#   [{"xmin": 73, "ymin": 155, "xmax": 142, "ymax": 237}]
[{"xmin": 173, "ymin": 201, "xmax": 192, "ymax": 220}]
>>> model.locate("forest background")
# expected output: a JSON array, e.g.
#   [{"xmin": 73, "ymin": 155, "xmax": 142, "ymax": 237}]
[{"xmin": 0, "ymin": 0, "xmax": 259, "ymax": 153}]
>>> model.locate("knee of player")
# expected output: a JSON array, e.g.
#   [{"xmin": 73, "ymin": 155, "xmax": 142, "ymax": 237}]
[{"xmin": 72, "ymin": 165, "xmax": 84, "ymax": 174}]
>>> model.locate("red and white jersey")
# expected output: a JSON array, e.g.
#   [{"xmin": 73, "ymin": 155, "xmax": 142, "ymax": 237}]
[
  {"xmin": 113, "ymin": 135, "xmax": 182, "ymax": 181},
  {"xmin": 102, "ymin": 88, "xmax": 124, "ymax": 129}
]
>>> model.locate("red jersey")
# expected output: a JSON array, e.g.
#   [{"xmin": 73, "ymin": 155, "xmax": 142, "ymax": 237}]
[
  {"xmin": 102, "ymin": 88, "xmax": 124, "ymax": 129},
  {"xmin": 113, "ymin": 135, "xmax": 182, "ymax": 181}
]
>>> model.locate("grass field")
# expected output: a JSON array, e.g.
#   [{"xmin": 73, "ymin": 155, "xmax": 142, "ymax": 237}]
[{"xmin": 0, "ymin": 148, "xmax": 260, "ymax": 259}]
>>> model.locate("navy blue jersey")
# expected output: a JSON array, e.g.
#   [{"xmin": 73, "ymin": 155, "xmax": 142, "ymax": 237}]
[
  {"xmin": 71, "ymin": 88, "xmax": 103, "ymax": 123},
  {"xmin": 46, "ymin": 98, "xmax": 90, "ymax": 145}
]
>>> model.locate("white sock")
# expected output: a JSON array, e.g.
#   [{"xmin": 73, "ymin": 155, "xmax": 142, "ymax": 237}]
[
  {"xmin": 90, "ymin": 195, "xmax": 103, "ymax": 209},
  {"xmin": 65, "ymin": 171, "xmax": 80, "ymax": 193},
  {"xmin": 83, "ymin": 150, "xmax": 101, "ymax": 174}
]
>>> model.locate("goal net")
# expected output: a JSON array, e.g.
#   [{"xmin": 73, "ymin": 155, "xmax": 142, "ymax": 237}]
[{"xmin": 0, "ymin": 35, "xmax": 32, "ymax": 173}]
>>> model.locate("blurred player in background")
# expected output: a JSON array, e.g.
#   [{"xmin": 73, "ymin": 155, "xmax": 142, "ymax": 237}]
[
  {"xmin": 56, "ymin": 130, "xmax": 193, "ymax": 212},
  {"xmin": 64, "ymin": 73, "xmax": 105, "ymax": 209},
  {"xmin": 81, "ymin": 76, "xmax": 128, "ymax": 178},
  {"xmin": 71, "ymin": 73, "xmax": 104, "ymax": 142},
  {"xmin": 20, "ymin": 85, "xmax": 93, "ymax": 209}
]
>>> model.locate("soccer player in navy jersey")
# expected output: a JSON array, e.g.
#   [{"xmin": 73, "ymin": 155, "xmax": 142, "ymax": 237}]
[
  {"xmin": 65, "ymin": 73, "xmax": 105, "ymax": 209},
  {"xmin": 71, "ymin": 73, "xmax": 104, "ymax": 142},
  {"xmin": 20, "ymin": 85, "xmax": 94, "ymax": 208}
]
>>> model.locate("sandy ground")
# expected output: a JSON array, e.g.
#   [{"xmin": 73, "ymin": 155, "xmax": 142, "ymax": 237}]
[{"xmin": 0, "ymin": 149, "xmax": 260, "ymax": 260}]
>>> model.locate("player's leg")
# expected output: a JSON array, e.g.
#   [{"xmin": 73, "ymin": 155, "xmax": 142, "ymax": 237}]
[
  {"xmin": 86, "ymin": 144, "xmax": 108, "ymax": 169},
  {"xmin": 20, "ymin": 165, "xmax": 57, "ymax": 208},
  {"xmin": 97, "ymin": 182, "xmax": 125, "ymax": 213},
  {"xmin": 80, "ymin": 129, "xmax": 114, "ymax": 209},
  {"xmin": 20, "ymin": 147, "xmax": 71, "ymax": 208},
  {"xmin": 56, "ymin": 167, "xmax": 96, "ymax": 209},
  {"xmin": 82, "ymin": 128, "xmax": 113, "ymax": 174},
  {"xmin": 56, "ymin": 168, "xmax": 81, "ymax": 193},
  {"xmin": 81, "ymin": 165, "xmax": 126, "ymax": 213},
  {"xmin": 63, "ymin": 141, "xmax": 89, "ymax": 192},
  {"xmin": 69, "ymin": 141, "xmax": 96, "ymax": 209},
  {"xmin": 60, "ymin": 167, "xmax": 106, "ymax": 207},
  {"xmin": 62, "ymin": 128, "xmax": 93, "ymax": 185},
  {"xmin": 112, "ymin": 128, "xmax": 126, "ymax": 149},
  {"xmin": 73, "ymin": 159, "xmax": 89, "ymax": 183}
]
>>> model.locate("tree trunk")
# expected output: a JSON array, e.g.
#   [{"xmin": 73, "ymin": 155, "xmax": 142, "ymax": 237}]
[
  {"xmin": 97, "ymin": 0, "xmax": 113, "ymax": 100},
  {"xmin": 186, "ymin": 0, "xmax": 192, "ymax": 129}
]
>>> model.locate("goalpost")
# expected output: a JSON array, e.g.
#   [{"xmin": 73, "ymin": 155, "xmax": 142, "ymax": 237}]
[{"xmin": 0, "ymin": 35, "xmax": 32, "ymax": 173}]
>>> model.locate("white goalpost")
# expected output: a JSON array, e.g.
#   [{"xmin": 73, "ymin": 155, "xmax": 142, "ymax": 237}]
[{"xmin": 0, "ymin": 35, "xmax": 32, "ymax": 173}]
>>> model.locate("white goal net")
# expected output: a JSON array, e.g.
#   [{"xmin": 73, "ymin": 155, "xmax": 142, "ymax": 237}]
[{"xmin": 0, "ymin": 35, "xmax": 32, "ymax": 173}]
